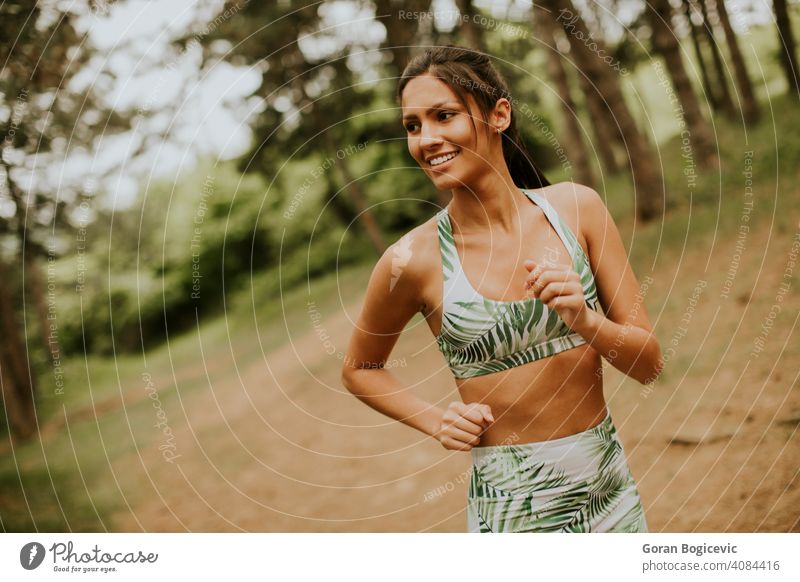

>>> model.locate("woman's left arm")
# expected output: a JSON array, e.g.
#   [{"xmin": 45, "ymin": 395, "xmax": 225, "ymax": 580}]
[
  {"xmin": 574, "ymin": 185, "xmax": 663, "ymax": 384},
  {"xmin": 526, "ymin": 184, "xmax": 664, "ymax": 384}
]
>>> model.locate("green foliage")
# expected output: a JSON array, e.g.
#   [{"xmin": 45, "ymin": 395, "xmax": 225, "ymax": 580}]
[
  {"xmin": 50, "ymin": 156, "xmax": 384, "ymax": 356},
  {"xmin": 52, "ymin": 162, "xmax": 274, "ymax": 355},
  {"xmin": 0, "ymin": 465, "xmax": 104, "ymax": 532}
]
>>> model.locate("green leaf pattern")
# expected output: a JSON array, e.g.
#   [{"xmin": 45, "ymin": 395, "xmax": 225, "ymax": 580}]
[
  {"xmin": 436, "ymin": 189, "xmax": 601, "ymax": 379},
  {"xmin": 466, "ymin": 415, "xmax": 648, "ymax": 533}
]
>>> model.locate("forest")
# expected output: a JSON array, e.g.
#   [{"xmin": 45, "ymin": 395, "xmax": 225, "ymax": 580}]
[{"xmin": 1, "ymin": 0, "xmax": 798, "ymax": 533}]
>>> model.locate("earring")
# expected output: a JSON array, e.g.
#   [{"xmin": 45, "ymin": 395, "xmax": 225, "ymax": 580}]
[{"xmin": 497, "ymin": 128, "xmax": 502, "ymax": 135}]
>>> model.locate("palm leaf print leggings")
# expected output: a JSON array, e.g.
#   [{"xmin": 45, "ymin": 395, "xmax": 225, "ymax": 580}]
[{"xmin": 466, "ymin": 410, "xmax": 648, "ymax": 532}]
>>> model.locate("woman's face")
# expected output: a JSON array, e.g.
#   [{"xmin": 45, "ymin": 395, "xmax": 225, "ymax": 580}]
[{"xmin": 401, "ymin": 74, "xmax": 500, "ymax": 190}]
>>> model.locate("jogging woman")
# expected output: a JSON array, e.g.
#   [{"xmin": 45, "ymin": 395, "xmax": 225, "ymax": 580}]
[{"xmin": 341, "ymin": 45, "xmax": 663, "ymax": 532}]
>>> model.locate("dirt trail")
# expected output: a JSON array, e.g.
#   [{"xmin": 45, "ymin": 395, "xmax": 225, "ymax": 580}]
[{"xmin": 109, "ymin": 220, "xmax": 799, "ymax": 532}]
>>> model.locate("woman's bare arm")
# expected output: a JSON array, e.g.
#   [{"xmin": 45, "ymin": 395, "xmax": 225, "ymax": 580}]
[
  {"xmin": 569, "ymin": 184, "xmax": 664, "ymax": 384},
  {"xmin": 340, "ymin": 233, "xmax": 446, "ymax": 438}
]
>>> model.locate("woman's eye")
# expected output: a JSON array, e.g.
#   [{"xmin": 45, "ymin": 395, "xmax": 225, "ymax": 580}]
[{"xmin": 404, "ymin": 112, "xmax": 454, "ymax": 132}]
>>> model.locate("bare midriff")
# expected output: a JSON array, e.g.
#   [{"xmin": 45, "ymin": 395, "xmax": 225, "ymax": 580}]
[{"xmin": 454, "ymin": 343, "xmax": 608, "ymax": 446}]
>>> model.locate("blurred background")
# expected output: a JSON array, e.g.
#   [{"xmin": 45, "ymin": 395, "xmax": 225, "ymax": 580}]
[{"xmin": 0, "ymin": 0, "xmax": 798, "ymax": 532}]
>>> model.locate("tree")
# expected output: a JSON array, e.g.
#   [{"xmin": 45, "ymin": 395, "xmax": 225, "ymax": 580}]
[
  {"xmin": 681, "ymin": 0, "xmax": 718, "ymax": 112},
  {"xmin": 773, "ymin": 0, "xmax": 800, "ymax": 96},
  {"xmin": 566, "ymin": 0, "xmax": 630, "ymax": 174},
  {"xmin": 0, "ymin": 0, "xmax": 200, "ymax": 437},
  {"xmin": 692, "ymin": 0, "xmax": 737, "ymax": 117},
  {"xmin": 202, "ymin": 2, "xmax": 389, "ymax": 255},
  {"xmin": 0, "ymin": 254, "xmax": 36, "ymax": 440},
  {"xmin": 713, "ymin": 0, "xmax": 760, "ymax": 122},
  {"xmin": 577, "ymin": 73, "xmax": 623, "ymax": 174},
  {"xmin": 535, "ymin": 5, "xmax": 594, "ymax": 187},
  {"xmin": 374, "ymin": 0, "xmax": 432, "ymax": 74},
  {"xmin": 456, "ymin": 0, "xmax": 486, "ymax": 52},
  {"xmin": 0, "ymin": 1, "xmax": 128, "ymax": 440},
  {"xmin": 649, "ymin": 0, "xmax": 717, "ymax": 168},
  {"xmin": 540, "ymin": 0, "xmax": 665, "ymax": 221}
]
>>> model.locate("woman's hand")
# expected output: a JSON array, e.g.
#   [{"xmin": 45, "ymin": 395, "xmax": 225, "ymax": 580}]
[
  {"xmin": 523, "ymin": 259, "xmax": 593, "ymax": 332},
  {"xmin": 435, "ymin": 401, "xmax": 494, "ymax": 451}
]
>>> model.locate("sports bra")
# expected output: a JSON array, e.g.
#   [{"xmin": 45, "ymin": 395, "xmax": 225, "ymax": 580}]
[{"xmin": 434, "ymin": 188, "xmax": 601, "ymax": 379}]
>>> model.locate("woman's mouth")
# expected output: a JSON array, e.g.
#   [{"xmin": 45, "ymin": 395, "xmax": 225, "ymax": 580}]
[{"xmin": 428, "ymin": 150, "xmax": 460, "ymax": 170}]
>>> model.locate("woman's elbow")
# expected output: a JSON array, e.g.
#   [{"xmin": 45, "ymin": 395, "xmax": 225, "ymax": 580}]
[
  {"xmin": 341, "ymin": 362, "xmax": 378, "ymax": 393},
  {"xmin": 341, "ymin": 365, "xmax": 358, "ymax": 391},
  {"xmin": 637, "ymin": 337, "xmax": 664, "ymax": 385},
  {"xmin": 340, "ymin": 352, "xmax": 365, "ymax": 390}
]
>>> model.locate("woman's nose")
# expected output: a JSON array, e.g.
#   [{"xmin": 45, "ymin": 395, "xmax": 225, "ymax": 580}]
[{"xmin": 419, "ymin": 127, "xmax": 443, "ymax": 148}]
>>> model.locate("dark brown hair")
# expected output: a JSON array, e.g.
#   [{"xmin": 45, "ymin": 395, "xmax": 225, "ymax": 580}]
[{"xmin": 397, "ymin": 45, "xmax": 550, "ymax": 190}]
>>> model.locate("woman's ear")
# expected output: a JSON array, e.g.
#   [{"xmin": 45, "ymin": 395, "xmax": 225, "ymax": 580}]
[{"xmin": 492, "ymin": 97, "xmax": 512, "ymax": 132}]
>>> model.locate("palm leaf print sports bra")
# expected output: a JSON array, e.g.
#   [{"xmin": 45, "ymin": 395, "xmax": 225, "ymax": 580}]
[{"xmin": 435, "ymin": 188, "xmax": 601, "ymax": 379}]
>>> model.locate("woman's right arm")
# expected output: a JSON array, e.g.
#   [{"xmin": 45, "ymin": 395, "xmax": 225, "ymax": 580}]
[{"xmin": 340, "ymin": 235, "xmax": 493, "ymax": 450}]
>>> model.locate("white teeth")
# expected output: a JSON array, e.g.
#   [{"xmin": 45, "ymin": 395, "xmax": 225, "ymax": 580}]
[{"xmin": 430, "ymin": 151, "xmax": 458, "ymax": 166}]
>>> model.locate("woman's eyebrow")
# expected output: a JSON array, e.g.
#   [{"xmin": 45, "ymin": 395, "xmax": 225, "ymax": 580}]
[{"xmin": 401, "ymin": 101, "xmax": 460, "ymax": 122}]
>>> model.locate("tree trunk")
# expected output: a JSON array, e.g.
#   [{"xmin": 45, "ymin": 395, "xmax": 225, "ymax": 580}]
[
  {"xmin": 773, "ymin": 0, "xmax": 800, "ymax": 97},
  {"xmin": 0, "ymin": 254, "xmax": 37, "ymax": 441},
  {"xmin": 324, "ymin": 135, "xmax": 387, "ymax": 256},
  {"xmin": 456, "ymin": 0, "xmax": 485, "ymax": 52},
  {"xmin": 375, "ymin": 0, "xmax": 431, "ymax": 74},
  {"xmin": 24, "ymin": 251, "xmax": 56, "ymax": 367},
  {"xmin": 681, "ymin": 0, "xmax": 718, "ymax": 111},
  {"xmin": 0, "ymin": 345, "xmax": 35, "ymax": 441},
  {"xmin": 337, "ymin": 161, "xmax": 388, "ymax": 256},
  {"xmin": 649, "ymin": 0, "xmax": 718, "ymax": 168},
  {"xmin": 536, "ymin": 5, "xmax": 594, "ymax": 187},
  {"xmin": 2, "ymin": 164, "xmax": 54, "ymax": 367},
  {"xmin": 542, "ymin": 0, "xmax": 664, "ymax": 221},
  {"xmin": 712, "ymin": 0, "xmax": 760, "ymax": 122},
  {"xmin": 578, "ymin": 73, "xmax": 622, "ymax": 174},
  {"xmin": 560, "ymin": 8, "xmax": 627, "ymax": 174},
  {"xmin": 696, "ymin": 0, "xmax": 737, "ymax": 117},
  {"xmin": 323, "ymin": 173, "xmax": 358, "ymax": 227}
]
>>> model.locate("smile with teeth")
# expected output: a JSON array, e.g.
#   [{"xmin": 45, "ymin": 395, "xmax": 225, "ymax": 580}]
[{"xmin": 429, "ymin": 151, "xmax": 459, "ymax": 166}]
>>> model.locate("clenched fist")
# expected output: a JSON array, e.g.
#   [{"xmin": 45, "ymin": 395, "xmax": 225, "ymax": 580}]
[{"xmin": 435, "ymin": 401, "xmax": 494, "ymax": 451}]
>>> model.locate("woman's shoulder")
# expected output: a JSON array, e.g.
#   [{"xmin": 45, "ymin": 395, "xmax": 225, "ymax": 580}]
[
  {"xmin": 535, "ymin": 181, "xmax": 601, "ymax": 214},
  {"xmin": 535, "ymin": 181, "xmax": 605, "ymax": 247},
  {"xmin": 372, "ymin": 214, "xmax": 441, "ymax": 296}
]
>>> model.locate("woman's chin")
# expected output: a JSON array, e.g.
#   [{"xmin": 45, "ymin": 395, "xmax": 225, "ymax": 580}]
[{"xmin": 428, "ymin": 173, "xmax": 463, "ymax": 191}]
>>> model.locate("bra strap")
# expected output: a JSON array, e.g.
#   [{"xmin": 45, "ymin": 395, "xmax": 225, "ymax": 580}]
[
  {"xmin": 523, "ymin": 190, "xmax": 579, "ymax": 263},
  {"xmin": 436, "ymin": 209, "xmax": 459, "ymax": 284}
]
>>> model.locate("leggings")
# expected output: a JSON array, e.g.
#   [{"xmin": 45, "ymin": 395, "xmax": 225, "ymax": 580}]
[{"xmin": 466, "ymin": 410, "xmax": 648, "ymax": 532}]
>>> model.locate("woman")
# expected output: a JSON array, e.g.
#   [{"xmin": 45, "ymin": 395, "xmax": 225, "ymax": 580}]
[{"xmin": 340, "ymin": 46, "xmax": 663, "ymax": 532}]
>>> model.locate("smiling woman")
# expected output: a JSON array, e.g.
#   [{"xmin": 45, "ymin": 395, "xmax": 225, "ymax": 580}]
[
  {"xmin": 398, "ymin": 57, "xmax": 550, "ymax": 193},
  {"xmin": 341, "ymin": 45, "xmax": 663, "ymax": 533}
]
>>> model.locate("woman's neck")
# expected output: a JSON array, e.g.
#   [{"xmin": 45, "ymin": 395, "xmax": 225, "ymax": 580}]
[{"xmin": 448, "ymin": 174, "xmax": 526, "ymax": 235}]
